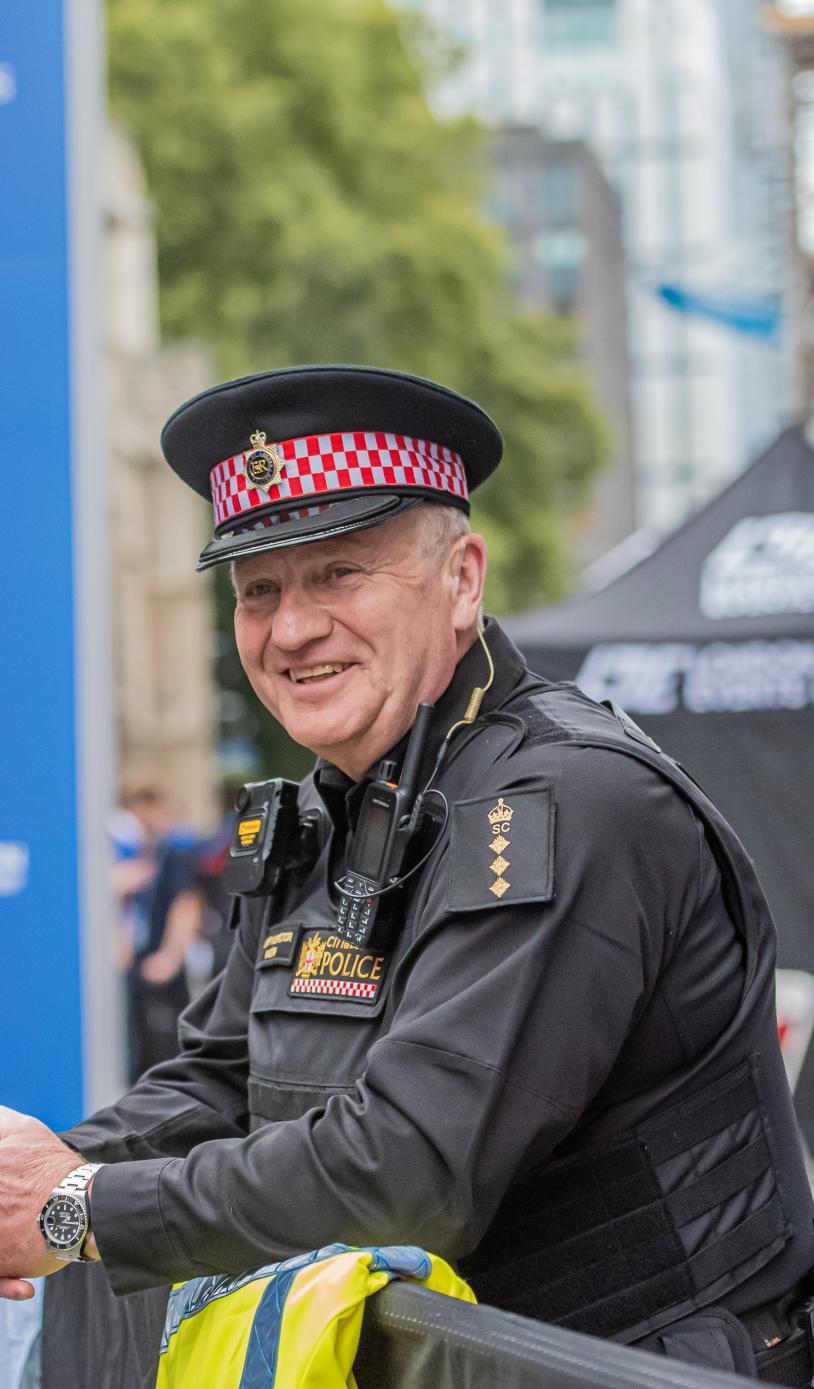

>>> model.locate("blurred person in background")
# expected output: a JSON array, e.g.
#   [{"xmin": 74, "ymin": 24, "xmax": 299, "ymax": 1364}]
[
  {"xmin": 188, "ymin": 784, "xmax": 240, "ymax": 982},
  {"xmin": 112, "ymin": 779, "xmax": 201, "ymax": 1081}
]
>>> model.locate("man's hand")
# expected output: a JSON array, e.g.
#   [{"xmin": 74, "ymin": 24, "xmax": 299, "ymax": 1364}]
[{"xmin": 0, "ymin": 1106, "xmax": 91, "ymax": 1300}]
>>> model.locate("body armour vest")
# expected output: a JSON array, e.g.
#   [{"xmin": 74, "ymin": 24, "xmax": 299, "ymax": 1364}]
[
  {"xmin": 60, "ymin": 629, "xmax": 814, "ymax": 1317},
  {"xmin": 238, "ymin": 670, "xmax": 813, "ymax": 1348},
  {"xmin": 459, "ymin": 683, "xmax": 814, "ymax": 1344}
]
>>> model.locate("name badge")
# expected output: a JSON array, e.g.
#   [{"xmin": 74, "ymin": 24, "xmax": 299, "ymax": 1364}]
[{"xmin": 256, "ymin": 925, "xmax": 300, "ymax": 969}]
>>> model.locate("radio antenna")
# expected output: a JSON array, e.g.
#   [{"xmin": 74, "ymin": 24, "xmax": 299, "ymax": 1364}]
[{"xmin": 399, "ymin": 701, "xmax": 434, "ymax": 798}]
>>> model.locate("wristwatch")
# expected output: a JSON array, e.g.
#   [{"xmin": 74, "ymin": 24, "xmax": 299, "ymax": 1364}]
[{"xmin": 37, "ymin": 1162, "xmax": 103, "ymax": 1262}]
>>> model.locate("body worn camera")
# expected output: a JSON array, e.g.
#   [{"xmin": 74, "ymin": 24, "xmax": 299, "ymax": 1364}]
[
  {"xmin": 336, "ymin": 703, "xmax": 436, "ymax": 948},
  {"xmin": 223, "ymin": 778, "xmax": 300, "ymax": 899},
  {"xmin": 223, "ymin": 779, "xmax": 324, "ymax": 931}
]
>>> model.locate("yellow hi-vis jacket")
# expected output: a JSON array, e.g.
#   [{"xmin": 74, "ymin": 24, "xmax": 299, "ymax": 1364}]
[{"xmin": 156, "ymin": 1243, "xmax": 475, "ymax": 1388}]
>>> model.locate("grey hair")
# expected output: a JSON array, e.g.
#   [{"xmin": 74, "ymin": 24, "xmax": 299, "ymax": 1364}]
[{"xmin": 417, "ymin": 503, "xmax": 470, "ymax": 556}]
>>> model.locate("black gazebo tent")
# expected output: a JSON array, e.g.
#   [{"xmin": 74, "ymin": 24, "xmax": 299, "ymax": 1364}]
[{"xmin": 507, "ymin": 423, "xmax": 814, "ymax": 979}]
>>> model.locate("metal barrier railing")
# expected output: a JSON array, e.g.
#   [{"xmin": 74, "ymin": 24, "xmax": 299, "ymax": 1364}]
[
  {"xmin": 27, "ymin": 1262, "xmax": 763, "ymax": 1389},
  {"xmin": 355, "ymin": 1283, "xmax": 758, "ymax": 1389}
]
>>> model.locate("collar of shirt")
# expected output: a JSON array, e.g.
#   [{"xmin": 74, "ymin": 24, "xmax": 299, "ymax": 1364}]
[{"xmin": 313, "ymin": 617, "xmax": 529, "ymax": 834}]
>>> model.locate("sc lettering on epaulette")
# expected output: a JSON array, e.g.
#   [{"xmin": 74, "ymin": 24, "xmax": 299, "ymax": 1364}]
[{"xmin": 446, "ymin": 786, "xmax": 556, "ymax": 913}]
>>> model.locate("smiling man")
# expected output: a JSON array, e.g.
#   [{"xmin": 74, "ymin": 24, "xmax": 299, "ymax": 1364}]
[
  {"xmin": 2, "ymin": 366, "xmax": 814, "ymax": 1380},
  {"xmin": 233, "ymin": 505, "xmax": 482, "ymax": 780}
]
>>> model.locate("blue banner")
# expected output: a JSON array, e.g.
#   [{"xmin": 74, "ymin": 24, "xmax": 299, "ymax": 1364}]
[
  {"xmin": 0, "ymin": 1, "xmax": 84, "ymax": 1128},
  {"xmin": 654, "ymin": 281, "xmax": 781, "ymax": 340}
]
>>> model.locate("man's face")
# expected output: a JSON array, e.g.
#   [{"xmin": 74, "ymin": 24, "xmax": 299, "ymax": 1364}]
[{"xmin": 233, "ymin": 510, "xmax": 483, "ymax": 779}]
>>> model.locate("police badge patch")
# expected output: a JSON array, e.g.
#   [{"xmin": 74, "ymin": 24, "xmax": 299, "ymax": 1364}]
[
  {"xmin": 289, "ymin": 930, "xmax": 387, "ymax": 1005},
  {"xmin": 446, "ymin": 785, "xmax": 556, "ymax": 912}
]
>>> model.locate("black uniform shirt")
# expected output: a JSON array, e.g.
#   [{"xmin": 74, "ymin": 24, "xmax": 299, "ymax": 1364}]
[{"xmin": 64, "ymin": 621, "xmax": 808, "ymax": 1308}]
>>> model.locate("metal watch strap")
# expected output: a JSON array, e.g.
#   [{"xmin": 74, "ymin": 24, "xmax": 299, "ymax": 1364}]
[{"xmin": 56, "ymin": 1162, "xmax": 101, "ymax": 1196}]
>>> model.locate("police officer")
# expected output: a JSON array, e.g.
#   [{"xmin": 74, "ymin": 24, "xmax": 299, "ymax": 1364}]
[{"xmin": 1, "ymin": 366, "xmax": 813, "ymax": 1380}]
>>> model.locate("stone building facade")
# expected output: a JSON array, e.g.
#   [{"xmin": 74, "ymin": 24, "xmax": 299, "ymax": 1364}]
[{"xmin": 105, "ymin": 125, "xmax": 218, "ymax": 828}]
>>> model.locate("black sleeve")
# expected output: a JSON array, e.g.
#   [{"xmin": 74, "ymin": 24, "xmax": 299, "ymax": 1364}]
[
  {"xmin": 88, "ymin": 748, "xmax": 701, "ymax": 1293},
  {"xmin": 61, "ymin": 905, "xmax": 261, "ymax": 1164}
]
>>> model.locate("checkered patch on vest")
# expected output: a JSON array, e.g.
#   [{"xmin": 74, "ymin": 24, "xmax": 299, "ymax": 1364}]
[
  {"xmin": 289, "ymin": 930, "xmax": 388, "ymax": 1006},
  {"xmin": 446, "ymin": 786, "xmax": 556, "ymax": 913}
]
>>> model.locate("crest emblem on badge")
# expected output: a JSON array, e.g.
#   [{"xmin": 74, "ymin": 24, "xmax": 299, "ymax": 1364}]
[
  {"xmin": 243, "ymin": 430, "xmax": 283, "ymax": 490},
  {"xmin": 297, "ymin": 933, "xmax": 326, "ymax": 978},
  {"xmin": 487, "ymin": 797, "xmax": 514, "ymax": 898}
]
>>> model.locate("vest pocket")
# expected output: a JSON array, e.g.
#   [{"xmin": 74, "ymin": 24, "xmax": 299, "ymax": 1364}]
[
  {"xmin": 248, "ymin": 1075, "xmax": 356, "ymax": 1127},
  {"xmin": 247, "ymin": 958, "xmax": 387, "ymax": 1115}
]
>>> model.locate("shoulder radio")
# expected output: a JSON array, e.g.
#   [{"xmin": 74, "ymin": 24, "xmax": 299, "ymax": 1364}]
[{"xmin": 335, "ymin": 702, "xmax": 441, "ymax": 948}]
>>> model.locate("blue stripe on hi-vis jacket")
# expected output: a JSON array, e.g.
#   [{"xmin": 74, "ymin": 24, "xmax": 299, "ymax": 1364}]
[{"xmin": 446, "ymin": 786, "xmax": 556, "ymax": 912}]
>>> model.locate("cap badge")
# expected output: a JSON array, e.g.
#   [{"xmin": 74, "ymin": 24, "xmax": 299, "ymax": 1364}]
[{"xmin": 243, "ymin": 430, "xmax": 283, "ymax": 491}]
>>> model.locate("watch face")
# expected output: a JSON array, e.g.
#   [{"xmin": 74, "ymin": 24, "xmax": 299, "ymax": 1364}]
[{"xmin": 41, "ymin": 1195, "xmax": 86, "ymax": 1250}]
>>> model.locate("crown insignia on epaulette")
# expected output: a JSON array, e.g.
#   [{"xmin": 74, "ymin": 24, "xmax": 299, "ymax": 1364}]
[
  {"xmin": 488, "ymin": 797, "xmax": 514, "ymax": 826},
  {"xmin": 487, "ymin": 797, "xmax": 513, "ymax": 897}
]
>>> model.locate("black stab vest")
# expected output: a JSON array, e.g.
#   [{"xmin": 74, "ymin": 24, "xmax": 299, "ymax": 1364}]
[{"xmin": 460, "ymin": 683, "xmax": 814, "ymax": 1345}]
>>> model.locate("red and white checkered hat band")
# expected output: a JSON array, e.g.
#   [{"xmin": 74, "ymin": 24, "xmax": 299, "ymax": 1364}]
[{"xmin": 210, "ymin": 431, "xmax": 467, "ymax": 530}]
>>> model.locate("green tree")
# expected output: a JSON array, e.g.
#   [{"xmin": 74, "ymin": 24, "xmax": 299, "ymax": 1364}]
[{"xmin": 108, "ymin": 0, "xmax": 610, "ymax": 777}]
